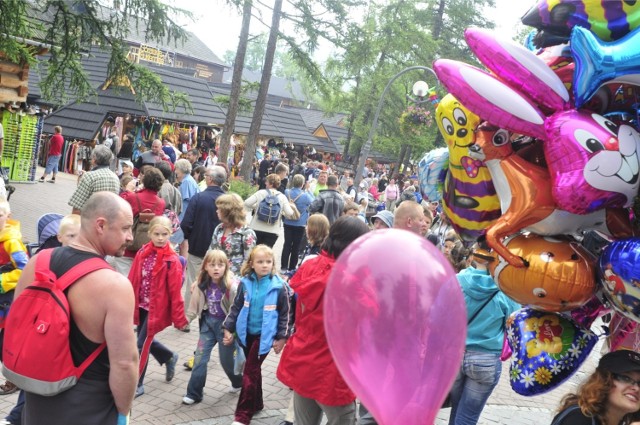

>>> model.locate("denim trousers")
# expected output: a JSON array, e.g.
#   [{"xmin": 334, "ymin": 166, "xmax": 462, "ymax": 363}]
[
  {"xmin": 448, "ymin": 350, "xmax": 501, "ymax": 425},
  {"xmin": 186, "ymin": 314, "xmax": 242, "ymax": 401},
  {"xmin": 137, "ymin": 308, "xmax": 174, "ymax": 387},
  {"xmin": 234, "ymin": 334, "xmax": 268, "ymax": 425}
]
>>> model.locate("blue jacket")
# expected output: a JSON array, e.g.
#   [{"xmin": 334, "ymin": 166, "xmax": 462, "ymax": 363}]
[
  {"xmin": 223, "ymin": 272, "xmax": 293, "ymax": 355},
  {"xmin": 283, "ymin": 188, "xmax": 314, "ymax": 227},
  {"xmin": 458, "ymin": 267, "xmax": 520, "ymax": 353},
  {"xmin": 180, "ymin": 185, "xmax": 224, "ymax": 257}
]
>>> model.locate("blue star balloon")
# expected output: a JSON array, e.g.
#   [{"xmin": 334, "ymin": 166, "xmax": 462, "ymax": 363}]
[
  {"xmin": 507, "ymin": 308, "xmax": 598, "ymax": 396},
  {"xmin": 571, "ymin": 25, "xmax": 640, "ymax": 108},
  {"xmin": 598, "ymin": 238, "xmax": 640, "ymax": 324}
]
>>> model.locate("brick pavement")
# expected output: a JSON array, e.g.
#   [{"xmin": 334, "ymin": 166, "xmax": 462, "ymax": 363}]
[{"xmin": 0, "ymin": 167, "xmax": 607, "ymax": 424}]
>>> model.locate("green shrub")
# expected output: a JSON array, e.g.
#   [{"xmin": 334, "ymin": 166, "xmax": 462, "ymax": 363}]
[{"xmin": 228, "ymin": 178, "xmax": 257, "ymax": 200}]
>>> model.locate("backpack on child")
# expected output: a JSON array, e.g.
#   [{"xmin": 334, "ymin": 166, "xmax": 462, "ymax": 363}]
[
  {"xmin": 130, "ymin": 194, "xmax": 159, "ymax": 251},
  {"xmin": 2, "ymin": 248, "xmax": 111, "ymax": 396},
  {"xmin": 256, "ymin": 190, "xmax": 282, "ymax": 225}
]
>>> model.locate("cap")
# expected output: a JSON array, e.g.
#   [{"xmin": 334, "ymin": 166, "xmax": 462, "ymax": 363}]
[
  {"xmin": 372, "ymin": 210, "xmax": 394, "ymax": 228},
  {"xmin": 598, "ymin": 350, "xmax": 640, "ymax": 374}
]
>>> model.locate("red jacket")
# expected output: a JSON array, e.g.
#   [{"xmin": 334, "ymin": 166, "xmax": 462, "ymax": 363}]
[
  {"xmin": 121, "ymin": 189, "xmax": 166, "ymax": 257},
  {"xmin": 277, "ymin": 251, "xmax": 356, "ymax": 406},
  {"xmin": 128, "ymin": 242, "xmax": 187, "ymax": 372}
]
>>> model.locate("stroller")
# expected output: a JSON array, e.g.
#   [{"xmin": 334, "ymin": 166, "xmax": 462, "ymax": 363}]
[
  {"xmin": 0, "ymin": 167, "xmax": 15, "ymax": 201},
  {"xmin": 26, "ymin": 213, "xmax": 64, "ymax": 256}
]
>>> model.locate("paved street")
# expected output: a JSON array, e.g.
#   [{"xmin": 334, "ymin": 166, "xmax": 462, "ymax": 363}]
[{"xmin": 0, "ymin": 167, "xmax": 606, "ymax": 424}]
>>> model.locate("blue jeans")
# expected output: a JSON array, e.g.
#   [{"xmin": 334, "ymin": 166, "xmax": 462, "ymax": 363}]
[
  {"xmin": 448, "ymin": 351, "xmax": 501, "ymax": 425},
  {"xmin": 44, "ymin": 155, "xmax": 61, "ymax": 174},
  {"xmin": 185, "ymin": 314, "xmax": 242, "ymax": 401}
]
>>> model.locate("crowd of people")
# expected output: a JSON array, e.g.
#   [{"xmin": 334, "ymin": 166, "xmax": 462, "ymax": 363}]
[{"xmin": 0, "ymin": 134, "xmax": 636, "ymax": 425}]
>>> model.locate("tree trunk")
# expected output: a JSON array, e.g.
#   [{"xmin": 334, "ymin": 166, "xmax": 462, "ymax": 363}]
[
  {"xmin": 240, "ymin": 0, "xmax": 283, "ymax": 182},
  {"xmin": 403, "ymin": 145, "xmax": 412, "ymax": 173},
  {"xmin": 393, "ymin": 144, "xmax": 407, "ymax": 177},
  {"xmin": 218, "ymin": 0, "xmax": 253, "ymax": 170},
  {"xmin": 433, "ymin": 0, "xmax": 446, "ymax": 40}
]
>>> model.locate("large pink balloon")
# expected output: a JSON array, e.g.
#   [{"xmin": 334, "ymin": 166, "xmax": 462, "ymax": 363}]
[{"xmin": 324, "ymin": 230, "xmax": 466, "ymax": 425}]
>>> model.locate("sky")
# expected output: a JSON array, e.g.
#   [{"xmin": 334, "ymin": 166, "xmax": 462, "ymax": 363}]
[{"xmin": 172, "ymin": 0, "xmax": 539, "ymax": 64}]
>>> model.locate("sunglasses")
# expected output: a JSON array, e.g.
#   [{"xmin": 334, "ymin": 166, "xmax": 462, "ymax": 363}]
[{"xmin": 612, "ymin": 373, "xmax": 640, "ymax": 387}]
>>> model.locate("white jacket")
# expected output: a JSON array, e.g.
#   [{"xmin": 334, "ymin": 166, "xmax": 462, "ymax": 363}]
[{"xmin": 244, "ymin": 189, "xmax": 296, "ymax": 235}]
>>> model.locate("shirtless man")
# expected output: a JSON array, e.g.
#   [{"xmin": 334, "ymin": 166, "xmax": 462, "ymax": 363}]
[{"xmin": 15, "ymin": 192, "xmax": 138, "ymax": 425}]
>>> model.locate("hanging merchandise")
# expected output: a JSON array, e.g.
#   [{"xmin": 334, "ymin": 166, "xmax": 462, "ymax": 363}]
[{"xmin": 1, "ymin": 110, "xmax": 42, "ymax": 182}]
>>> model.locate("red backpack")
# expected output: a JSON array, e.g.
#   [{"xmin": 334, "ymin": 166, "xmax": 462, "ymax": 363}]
[{"xmin": 2, "ymin": 248, "xmax": 111, "ymax": 396}]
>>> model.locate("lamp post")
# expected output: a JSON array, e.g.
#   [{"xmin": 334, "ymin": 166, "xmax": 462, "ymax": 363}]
[{"xmin": 354, "ymin": 66, "xmax": 438, "ymax": 187}]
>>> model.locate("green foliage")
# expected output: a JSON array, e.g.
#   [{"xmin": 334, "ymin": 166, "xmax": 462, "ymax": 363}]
[
  {"xmin": 228, "ymin": 177, "xmax": 257, "ymax": 200},
  {"xmin": 214, "ymin": 80, "xmax": 260, "ymax": 114},
  {"xmin": 1, "ymin": 0, "xmax": 193, "ymax": 109}
]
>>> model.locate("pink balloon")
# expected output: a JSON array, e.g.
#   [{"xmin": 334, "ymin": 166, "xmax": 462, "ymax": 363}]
[{"xmin": 324, "ymin": 230, "xmax": 466, "ymax": 425}]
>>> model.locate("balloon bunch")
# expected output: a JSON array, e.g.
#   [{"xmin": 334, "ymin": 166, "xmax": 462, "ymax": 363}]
[{"xmin": 416, "ymin": 0, "xmax": 640, "ymax": 396}]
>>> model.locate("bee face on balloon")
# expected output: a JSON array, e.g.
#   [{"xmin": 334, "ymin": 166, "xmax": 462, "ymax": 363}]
[{"xmin": 435, "ymin": 94, "xmax": 500, "ymax": 242}]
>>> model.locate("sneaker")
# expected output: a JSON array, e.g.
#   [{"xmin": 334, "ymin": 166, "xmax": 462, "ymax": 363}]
[
  {"xmin": 0, "ymin": 420, "xmax": 15, "ymax": 425},
  {"xmin": 279, "ymin": 268, "xmax": 288, "ymax": 275},
  {"xmin": 227, "ymin": 385, "xmax": 242, "ymax": 393},
  {"xmin": 0, "ymin": 381, "xmax": 17, "ymax": 395},
  {"xmin": 38, "ymin": 177, "xmax": 44, "ymax": 183},
  {"xmin": 231, "ymin": 422, "xmax": 245, "ymax": 425},
  {"xmin": 166, "ymin": 352, "xmax": 179, "ymax": 382},
  {"xmin": 135, "ymin": 385, "xmax": 144, "ymax": 398},
  {"xmin": 47, "ymin": 179, "xmax": 55, "ymax": 184},
  {"xmin": 183, "ymin": 356, "xmax": 194, "ymax": 371},
  {"xmin": 179, "ymin": 324, "xmax": 191, "ymax": 333},
  {"xmin": 182, "ymin": 396, "xmax": 198, "ymax": 405}
]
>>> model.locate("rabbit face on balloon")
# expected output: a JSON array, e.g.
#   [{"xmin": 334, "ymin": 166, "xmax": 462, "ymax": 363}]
[{"xmin": 433, "ymin": 28, "xmax": 640, "ymax": 216}]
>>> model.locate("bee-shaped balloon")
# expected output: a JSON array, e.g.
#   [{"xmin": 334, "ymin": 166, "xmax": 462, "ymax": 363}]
[{"xmin": 435, "ymin": 94, "xmax": 501, "ymax": 242}]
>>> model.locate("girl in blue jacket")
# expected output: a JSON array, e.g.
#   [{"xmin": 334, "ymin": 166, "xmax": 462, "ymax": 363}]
[{"xmin": 223, "ymin": 245, "xmax": 293, "ymax": 425}]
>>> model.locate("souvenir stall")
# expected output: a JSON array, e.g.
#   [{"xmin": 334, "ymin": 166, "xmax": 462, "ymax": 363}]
[{"xmin": 1, "ymin": 109, "xmax": 43, "ymax": 182}]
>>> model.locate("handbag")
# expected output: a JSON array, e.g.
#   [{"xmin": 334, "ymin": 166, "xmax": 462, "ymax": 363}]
[
  {"xmin": 442, "ymin": 290, "xmax": 500, "ymax": 409},
  {"xmin": 233, "ymin": 339, "xmax": 246, "ymax": 376}
]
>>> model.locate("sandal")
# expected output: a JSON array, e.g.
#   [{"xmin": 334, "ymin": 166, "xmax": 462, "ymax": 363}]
[{"xmin": 0, "ymin": 380, "xmax": 18, "ymax": 395}]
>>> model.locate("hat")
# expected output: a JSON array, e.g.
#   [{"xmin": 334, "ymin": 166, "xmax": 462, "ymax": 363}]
[
  {"xmin": 372, "ymin": 210, "xmax": 394, "ymax": 228},
  {"xmin": 599, "ymin": 350, "xmax": 640, "ymax": 374}
]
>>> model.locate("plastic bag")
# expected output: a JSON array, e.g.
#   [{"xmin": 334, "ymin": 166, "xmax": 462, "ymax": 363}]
[{"xmin": 233, "ymin": 339, "xmax": 246, "ymax": 376}]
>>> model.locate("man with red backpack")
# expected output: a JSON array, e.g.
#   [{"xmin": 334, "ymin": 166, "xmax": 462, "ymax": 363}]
[{"xmin": 7, "ymin": 192, "xmax": 139, "ymax": 424}]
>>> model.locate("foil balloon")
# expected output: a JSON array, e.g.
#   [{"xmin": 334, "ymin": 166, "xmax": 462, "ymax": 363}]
[
  {"xmin": 433, "ymin": 30, "xmax": 640, "ymax": 215},
  {"xmin": 598, "ymin": 238, "xmax": 640, "ymax": 323},
  {"xmin": 469, "ymin": 123, "xmax": 633, "ymax": 268},
  {"xmin": 417, "ymin": 147, "xmax": 449, "ymax": 202},
  {"xmin": 488, "ymin": 234, "xmax": 597, "ymax": 312},
  {"xmin": 564, "ymin": 293, "xmax": 609, "ymax": 329},
  {"xmin": 521, "ymin": 0, "xmax": 640, "ymax": 42},
  {"xmin": 572, "ymin": 25, "xmax": 640, "ymax": 108},
  {"xmin": 537, "ymin": 43, "xmax": 574, "ymax": 98},
  {"xmin": 464, "ymin": 28, "xmax": 570, "ymax": 112},
  {"xmin": 324, "ymin": 229, "xmax": 466, "ymax": 425},
  {"xmin": 544, "ymin": 110, "xmax": 640, "ymax": 213},
  {"xmin": 507, "ymin": 308, "xmax": 598, "ymax": 396},
  {"xmin": 435, "ymin": 94, "xmax": 501, "ymax": 243},
  {"xmin": 608, "ymin": 314, "xmax": 640, "ymax": 352}
]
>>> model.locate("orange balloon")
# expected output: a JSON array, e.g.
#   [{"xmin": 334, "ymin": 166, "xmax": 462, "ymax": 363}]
[{"xmin": 487, "ymin": 234, "xmax": 597, "ymax": 312}]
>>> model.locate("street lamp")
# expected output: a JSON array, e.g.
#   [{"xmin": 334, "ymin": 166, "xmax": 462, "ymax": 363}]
[{"xmin": 354, "ymin": 66, "xmax": 438, "ymax": 187}]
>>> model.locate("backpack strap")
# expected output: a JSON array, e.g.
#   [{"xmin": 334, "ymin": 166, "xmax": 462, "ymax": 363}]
[{"xmin": 35, "ymin": 248, "xmax": 111, "ymax": 371}]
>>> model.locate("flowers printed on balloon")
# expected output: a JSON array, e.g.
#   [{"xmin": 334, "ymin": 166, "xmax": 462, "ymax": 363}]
[{"xmin": 507, "ymin": 308, "xmax": 598, "ymax": 396}]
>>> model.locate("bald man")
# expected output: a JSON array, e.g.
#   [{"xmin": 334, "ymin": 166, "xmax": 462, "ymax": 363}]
[
  {"xmin": 393, "ymin": 201, "xmax": 429, "ymax": 235},
  {"xmin": 15, "ymin": 192, "xmax": 138, "ymax": 424}
]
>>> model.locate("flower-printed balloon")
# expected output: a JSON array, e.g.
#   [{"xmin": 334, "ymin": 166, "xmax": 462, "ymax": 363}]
[{"xmin": 507, "ymin": 308, "xmax": 598, "ymax": 396}]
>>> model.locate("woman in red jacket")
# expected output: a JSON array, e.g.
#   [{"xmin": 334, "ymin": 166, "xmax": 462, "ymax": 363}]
[
  {"xmin": 128, "ymin": 216, "xmax": 188, "ymax": 398},
  {"xmin": 277, "ymin": 216, "xmax": 369, "ymax": 425}
]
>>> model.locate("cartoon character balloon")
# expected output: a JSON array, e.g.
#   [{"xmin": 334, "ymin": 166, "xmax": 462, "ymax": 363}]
[
  {"xmin": 324, "ymin": 229, "xmax": 466, "ymax": 425},
  {"xmin": 433, "ymin": 28, "xmax": 640, "ymax": 214},
  {"xmin": 598, "ymin": 238, "xmax": 640, "ymax": 324},
  {"xmin": 469, "ymin": 123, "xmax": 634, "ymax": 267},
  {"xmin": 417, "ymin": 147, "xmax": 449, "ymax": 202},
  {"xmin": 488, "ymin": 234, "xmax": 597, "ymax": 312},
  {"xmin": 507, "ymin": 308, "xmax": 598, "ymax": 396},
  {"xmin": 435, "ymin": 94, "xmax": 501, "ymax": 242},
  {"xmin": 521, "ymin": 0, "xmax": 640, "ymax": 43}
]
